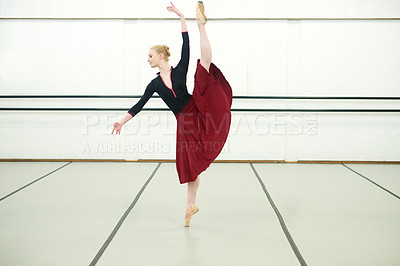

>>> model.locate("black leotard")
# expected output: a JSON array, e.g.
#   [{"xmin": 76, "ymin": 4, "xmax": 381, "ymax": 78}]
[{"xmin": 127, "ymin": 31, "xmax": 191, "ymax": 117}]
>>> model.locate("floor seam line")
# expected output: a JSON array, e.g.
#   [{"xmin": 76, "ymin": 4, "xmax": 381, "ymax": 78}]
[
  {"xmin": 0, "ymin": 161, "xmax": 72, "ymax": 202},
  {"xmin": 250, "ymin": 163, "xmax": 307, "ymax": 266},
  {"xmin": 341, "ymin": 163, "xmax": 399, "ymax": 200},
  {"xmin": 89, "ymin": 162, "xmax": 162, "ymax": 266}
]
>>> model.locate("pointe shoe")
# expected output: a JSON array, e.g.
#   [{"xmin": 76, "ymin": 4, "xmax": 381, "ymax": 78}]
[
  {"xmin": 196, "ymin": 1, "xmax": 208, "ymax": 24},
  {"xmin": 184, "ymin": 204, "xmax": 199, "ymax": 227}
]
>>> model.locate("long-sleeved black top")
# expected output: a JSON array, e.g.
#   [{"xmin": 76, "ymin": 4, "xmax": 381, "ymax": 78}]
[{"xmin": 127, "ymin": 31, "xmax": 191, "ymax": 117}]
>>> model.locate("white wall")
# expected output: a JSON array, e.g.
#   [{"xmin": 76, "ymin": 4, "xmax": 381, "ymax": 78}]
[
  {"xmin": 1, "ymin": 0, "xmax": 400, "ymax": 161},
  {"xmin": 1, "ymin": 0, "xmax": 400, "ymax": 18}
]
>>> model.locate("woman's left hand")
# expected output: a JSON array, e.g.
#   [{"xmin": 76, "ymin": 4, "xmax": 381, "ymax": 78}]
[{"xmin": 167, "ymin": 2, "xmax": 183, "ymax": 17}]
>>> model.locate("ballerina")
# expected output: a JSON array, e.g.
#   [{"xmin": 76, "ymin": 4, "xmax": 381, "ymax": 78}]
[{"xmin": 112, "ymin": 1, "xmax": 232, "ymax": 227}]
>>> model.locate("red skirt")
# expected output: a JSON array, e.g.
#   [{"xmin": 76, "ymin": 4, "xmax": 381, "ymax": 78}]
[{"xmin": 175, "ymin": 60, "xmax": 233, "ymax": 184}]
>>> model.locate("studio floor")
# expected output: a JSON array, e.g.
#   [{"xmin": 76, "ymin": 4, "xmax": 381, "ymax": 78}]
[{"xmin": 0, "ymin": 161, "xmax": 399, "ymax": 266}]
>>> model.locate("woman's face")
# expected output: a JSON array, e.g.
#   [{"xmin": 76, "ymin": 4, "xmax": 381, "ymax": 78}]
[{"xmin": 148, "ymin": 49, "xmax": 161, "ymax": 68}]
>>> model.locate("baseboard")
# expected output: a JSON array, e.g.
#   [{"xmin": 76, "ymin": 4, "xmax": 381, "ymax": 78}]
[{"xmin": 0, "ymin": 159, "xmax": 399, "ymax": 164}]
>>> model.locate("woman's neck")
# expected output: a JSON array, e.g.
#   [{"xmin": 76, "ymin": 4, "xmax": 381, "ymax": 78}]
[{"xmin": 158, "ymin": 61, "xmax": 171, "ymax": 75}]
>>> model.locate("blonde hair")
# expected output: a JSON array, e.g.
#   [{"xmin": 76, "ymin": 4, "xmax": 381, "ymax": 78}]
[{"xmin": 150, "ymin": 45, "xmax": 171, "ymax": 62}]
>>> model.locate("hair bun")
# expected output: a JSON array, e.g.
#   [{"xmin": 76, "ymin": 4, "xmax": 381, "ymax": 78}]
[{"xmin": 163, "ymin": 45, "xmax": 171, "ymax": 57}]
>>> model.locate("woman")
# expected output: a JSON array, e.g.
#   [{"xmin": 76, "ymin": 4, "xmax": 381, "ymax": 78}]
[{"xmin": 112, "ymin": 1, "xmax": 232, "ymax": 227}]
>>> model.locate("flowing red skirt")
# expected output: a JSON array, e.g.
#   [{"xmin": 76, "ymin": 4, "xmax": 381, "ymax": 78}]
[{"xmin": 175, "ymin": 60, "xmax": 233, "ymax": 184}]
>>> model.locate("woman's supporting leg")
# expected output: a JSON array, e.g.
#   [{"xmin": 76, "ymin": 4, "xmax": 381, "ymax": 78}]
[
  {"xmin": 198, "ymin": 23, "xmax": 212, "ymax": 72},
  {"xmin": 186, "ymin": 175, "xmax": 200, "ymax": 214}
]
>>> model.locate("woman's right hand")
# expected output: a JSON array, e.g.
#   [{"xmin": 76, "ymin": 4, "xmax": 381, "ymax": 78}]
[
  {"xmin": 111, "ymin": 122, "xmax": 122, "ymax": 135},
  {"xmin": 167, "ymin": 2, "xmax": 183, "ymax": 17}
]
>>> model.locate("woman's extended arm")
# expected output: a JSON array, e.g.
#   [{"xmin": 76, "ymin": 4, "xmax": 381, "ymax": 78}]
[
  {"xmin": 167, "ymin": 2, "xmax": 187, "ymax": 32},
  {"xmin": 168, "ymin": 2, "xmax": 189, "ymax": 74},
  {"xmin": 111, "ymin": 82, "xmax": 155, "ymax": 135}
]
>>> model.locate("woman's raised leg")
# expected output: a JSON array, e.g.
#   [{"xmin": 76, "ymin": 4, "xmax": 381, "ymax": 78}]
[{"xmin": 197, "ymin": 2, "xmax": 212, "ymax": 72}]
